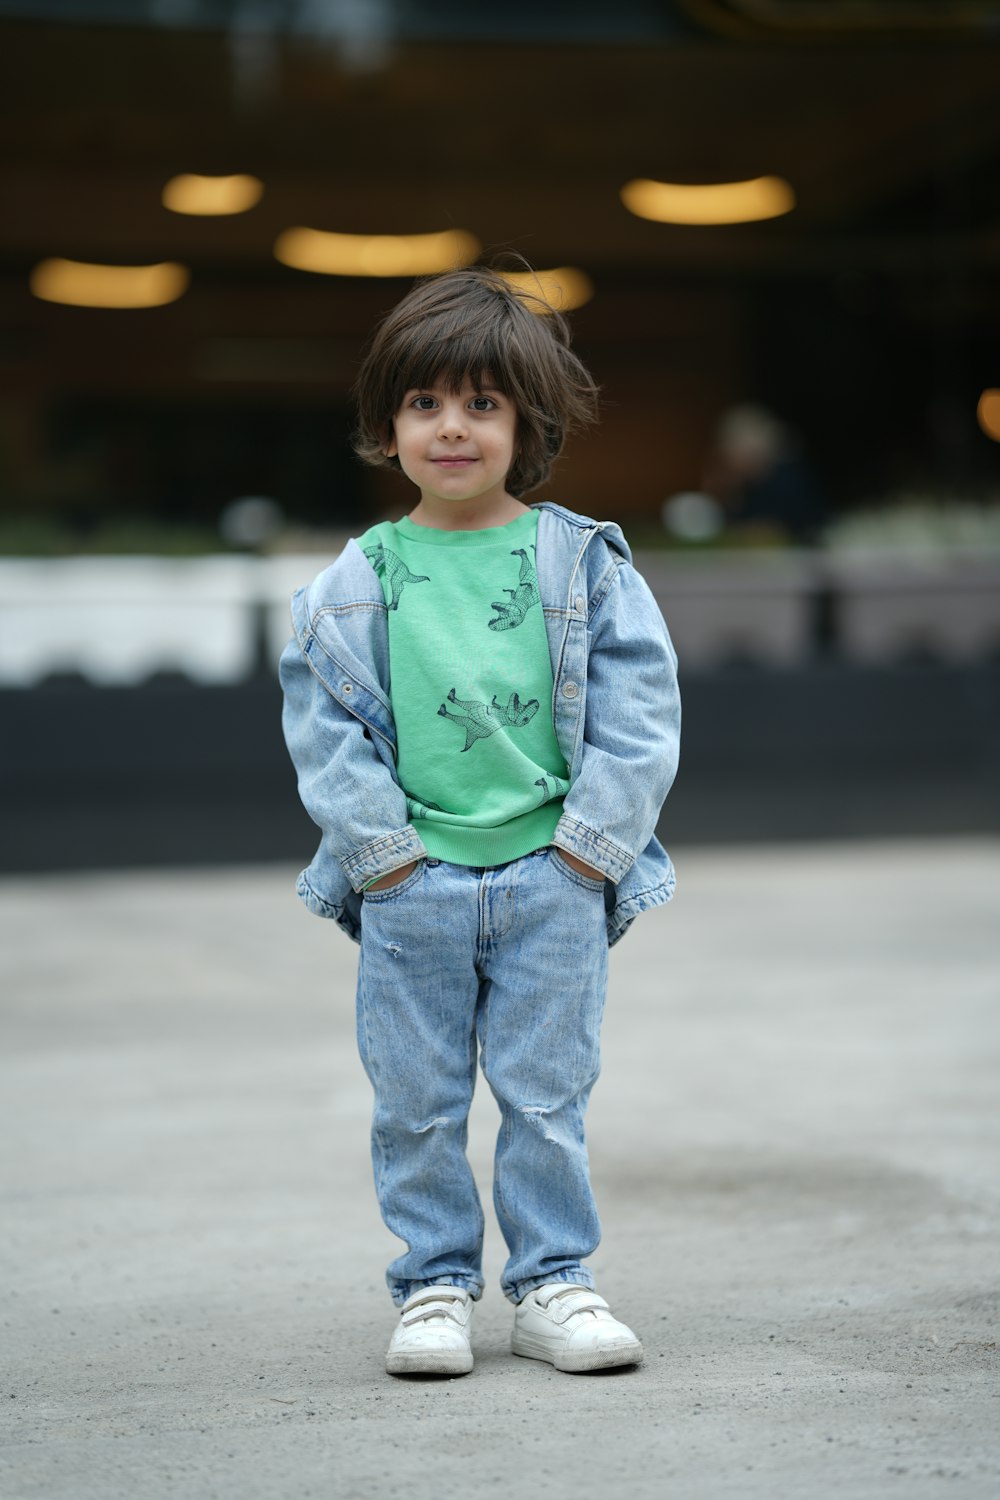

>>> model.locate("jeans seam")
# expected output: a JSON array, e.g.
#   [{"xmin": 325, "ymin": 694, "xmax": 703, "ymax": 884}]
[
  {"xmin": 493, "ymin": 1102, "xmax": 517, "ymax": 1254},
  {"xmin": 357, "ymin": 973, "xmax": 390, "ymax": 1201}
]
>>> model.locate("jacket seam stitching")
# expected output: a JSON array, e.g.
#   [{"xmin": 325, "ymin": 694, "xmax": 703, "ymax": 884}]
[
  {"xmin": 557, "ymin": 815, "xmax": 632, "ymax": 867},
  {"xmin": 616, "ymin": 880, "xmax": 674, "ymax": 904},
  {"xmin": 299, "ymin": 633, "xmax": 397, "ymax": 754},
  {"xmin": 588, "ymin": 556, "xmax": 625, "ymax": 622},
  {"xmin": 312, "ymin": 601, "xmax": 386, "ymax": 619}
]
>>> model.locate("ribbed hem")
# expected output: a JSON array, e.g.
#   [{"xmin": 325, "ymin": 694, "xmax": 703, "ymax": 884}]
[{"xmin": 417, "ymin": 802, "xmax": 562, "ymax": 867}]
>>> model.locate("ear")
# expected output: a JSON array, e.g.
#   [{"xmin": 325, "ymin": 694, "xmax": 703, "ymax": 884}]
[{"xmin": 385, "ymin": 421, "xmax": 397, "ymax": 459}]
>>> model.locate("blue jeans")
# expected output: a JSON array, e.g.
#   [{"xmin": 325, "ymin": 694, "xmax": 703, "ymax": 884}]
[{"xmin": 355, "ymin": 847, "xmax": 610, "ymax": 1305}]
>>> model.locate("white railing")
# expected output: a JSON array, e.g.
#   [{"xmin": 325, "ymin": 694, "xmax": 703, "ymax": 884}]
[
  {"xmin": 0, "ymin": 554, "xmax": 326, "ymax": 687},
  {"xmin": 1, "ymin": 546, "xmax": 999, "ymax": 686}
]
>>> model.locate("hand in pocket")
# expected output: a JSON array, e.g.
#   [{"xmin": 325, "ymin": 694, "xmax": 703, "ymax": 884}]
[
  {"xmin": 367, "ymin": 860, "xmax": 419, "ymax": 892},
  {"xmin": 553, "ymin": 848, "xmax": 604, "ymax": 882}
]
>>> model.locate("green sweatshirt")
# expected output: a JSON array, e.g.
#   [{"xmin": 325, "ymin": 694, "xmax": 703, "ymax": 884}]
[{"xmin": 357, "ymin": 509, "xmax": 570, "ymax": 867}]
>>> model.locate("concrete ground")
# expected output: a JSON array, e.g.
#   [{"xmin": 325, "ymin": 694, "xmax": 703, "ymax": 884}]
[{"xmin": 1, "ymin": 840, "xmax": 998, "ymax": 1500}]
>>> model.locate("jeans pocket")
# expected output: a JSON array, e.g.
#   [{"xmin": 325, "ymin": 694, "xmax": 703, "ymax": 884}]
[
  {"xmin": 362, "ymin": 859, "xmax": 427, "ymax": 903},
  {"xmin": 548, "ymin": 847, "xmax": 606, "ymax": 892}
]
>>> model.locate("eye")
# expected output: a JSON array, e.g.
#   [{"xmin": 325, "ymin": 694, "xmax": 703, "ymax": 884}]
[
  {"xmin": 411, "ymin": 395, "xmax": 438, "ymax": 411},
  {"xmin": 469, "ymin": 395, "xmax": 496, "ymax": 412}
]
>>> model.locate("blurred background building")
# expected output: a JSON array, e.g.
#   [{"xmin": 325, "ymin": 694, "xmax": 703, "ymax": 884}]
[{"xmin": 1, "ymin": 0, "xmax": 999, "ymax": 868}]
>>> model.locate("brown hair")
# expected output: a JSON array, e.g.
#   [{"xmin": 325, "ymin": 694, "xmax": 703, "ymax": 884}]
[{"xmin": 351, "ymin": 265, "xmax": 599, "ymax": 497}]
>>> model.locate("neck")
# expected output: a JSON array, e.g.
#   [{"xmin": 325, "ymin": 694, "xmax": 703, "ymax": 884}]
[{"xmin": 408, "ymin": 495, "xmax": 529, "ymax": 531}]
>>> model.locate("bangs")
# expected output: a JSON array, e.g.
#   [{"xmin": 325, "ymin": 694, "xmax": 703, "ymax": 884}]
[{"xmin": 392, "ymin": 313, "xmax": 515, "ymax": 406}]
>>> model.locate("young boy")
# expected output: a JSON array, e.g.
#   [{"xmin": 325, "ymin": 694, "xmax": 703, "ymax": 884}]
[{"xmin": 279, "ymin": 266, "xmax": 680, "ymax": 1377}]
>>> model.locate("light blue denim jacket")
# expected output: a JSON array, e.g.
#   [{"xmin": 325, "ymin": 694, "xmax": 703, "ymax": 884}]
[{"xmin": 279, "ymin": 501, "xmax": 681, "ymax": 946}]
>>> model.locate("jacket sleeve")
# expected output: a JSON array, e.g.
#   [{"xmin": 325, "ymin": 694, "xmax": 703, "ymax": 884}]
[
  {"xmin": 279, "ymin": 635, "xmax": 427, "ymax": 891},
  {"xmin": 552, "ymin": 560, "xmax": 680, "ymax": 884}
]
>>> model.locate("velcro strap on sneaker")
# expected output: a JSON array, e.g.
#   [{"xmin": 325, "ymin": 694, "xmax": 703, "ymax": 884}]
[
  {"xmin": 400, "ymin": 1290, "xmax": 467, "ymax": 1326},
  {"xmin": 537, "ymin": 1286, "xmax": 610, "ymax": 1320}
]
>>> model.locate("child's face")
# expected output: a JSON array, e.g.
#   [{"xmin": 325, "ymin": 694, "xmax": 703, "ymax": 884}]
[{"xmin": 387, "ymin": 377, "xmax": 518, "ymax": 517}]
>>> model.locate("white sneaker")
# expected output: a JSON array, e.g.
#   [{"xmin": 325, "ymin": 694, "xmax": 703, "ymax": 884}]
[
  {"xmin": 512, "ymin": 1283, "xmax": 643, "ymax": 1372},
  {"xmin": 385, "ymin": 1286, "xmax": 475, "ymax": 1376}
]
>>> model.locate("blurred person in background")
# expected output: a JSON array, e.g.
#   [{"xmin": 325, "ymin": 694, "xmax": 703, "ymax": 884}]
[{"xmin": 703, "ymin": 403, "xmax": 826, "ymax": 544}]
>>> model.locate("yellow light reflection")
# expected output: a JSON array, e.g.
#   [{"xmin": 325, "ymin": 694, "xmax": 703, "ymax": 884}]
[
  {"xmin": 620, "ymin": 176, "xmax": 795, "ymax": 226},
  {"xmin": 499, "ymin": 267, "xmax": 594, "ymax": 313},
  {"xmin": 30, "ymin": 259, "xmax": 190, "ymax": 309},
  {"xmin": 977, "ymin": 390, "xmax": 1000, "ymax": 442},
  {"xmin": 273, "ymin": 227, "xmax": 480, "ymax": 277},
  {"xmin": 162, "ymin": 173, "xmax": 264, "ymax": 216}
]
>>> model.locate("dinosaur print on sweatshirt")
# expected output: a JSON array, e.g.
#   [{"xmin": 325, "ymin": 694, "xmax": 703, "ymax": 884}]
[
  {"xmin": 534, "ymin": 773, "xmax": 566, "ymax": 806},
  {"xmin": 488, "ymin": 547, "xmax": 540, "ymax": 632},
  {"xmin": 438, "ymin": 688, "xmax": 539, "ymax": 752},
  {"xmin": 363, "ymin": 542, "xmax": 429, "ymax": 609}
]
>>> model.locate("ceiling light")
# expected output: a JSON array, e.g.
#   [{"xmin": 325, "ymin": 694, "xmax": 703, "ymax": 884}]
[
  {"xmin": 498, "ymin": 267, "xmax": 594, "ymax": 313},
  {"xmin": 621, "ymin": 176, "xmax": 795, "ymax": 226},
  {"xmin": 30, "ymin": 259, "xmax": 190, "ymax": 309},
  {"xmin": 162, "ymin": 174, "xmax": 264, "ymax": 216},
  {"xmin": 273, "ymin": 227, "xmax": 480, "ymax": 278},
  {"xmin": 977, "ymin": 390, "xmax": 1000, "ymax": 442}
]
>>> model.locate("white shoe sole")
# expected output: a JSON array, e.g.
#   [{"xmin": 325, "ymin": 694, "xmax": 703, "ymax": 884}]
[
  {"xmin": 511, "ymin": 1332, "xmax": 643, "ymax": 1373},
  {"xmin": 386, "ymin": 1346, "xmax": 474, "ymax": 1376}
]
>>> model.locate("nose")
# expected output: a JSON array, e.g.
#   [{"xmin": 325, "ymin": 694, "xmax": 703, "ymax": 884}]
[{"xmin": 436, "ymin": 400, "xmax": 468, "ymax": 439}]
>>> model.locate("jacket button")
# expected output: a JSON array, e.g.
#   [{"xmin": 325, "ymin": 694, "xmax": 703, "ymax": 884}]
[
  {"xmin": 562, "ymin": 681, "xmax": 579, "ymax": 698},
  {"xmin": 574, "ymin": 596, "xmax": 585, "ymax": 614},
  {"xmin": 342, "ymin": 683, "xmax": 353, "ymax": 693}
]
